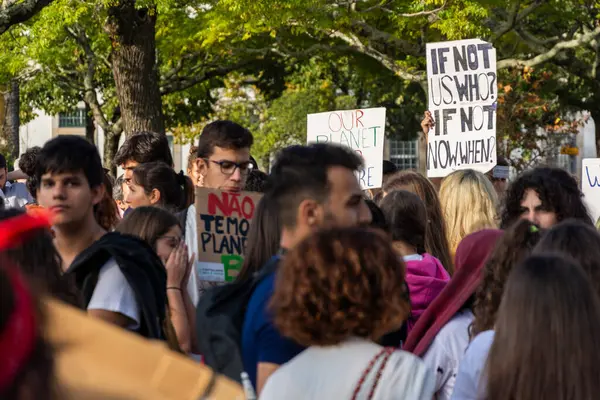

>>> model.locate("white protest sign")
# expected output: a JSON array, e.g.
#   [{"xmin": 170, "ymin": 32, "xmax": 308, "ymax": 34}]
[
  {"xmin": 426, "ymin": 39, "xmax": 498, "ymax": 178},
  {"xmin": 582, "ymin": 158, "xmax": 600, "ymax": 225},
  {"xmin": 307, "ymin": 108, "xmax": 386, "ymax": 189}
]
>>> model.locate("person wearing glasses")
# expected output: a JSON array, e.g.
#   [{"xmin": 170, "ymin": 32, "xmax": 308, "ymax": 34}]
[{"xmin": 184, "ymin": 120, "xmax": 255, "ymax": 298}]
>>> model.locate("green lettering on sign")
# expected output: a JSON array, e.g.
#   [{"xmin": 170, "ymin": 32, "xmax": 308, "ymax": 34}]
[{"xmin": 221, "ymin": 254, "xmax": 244, "ymax": 282}]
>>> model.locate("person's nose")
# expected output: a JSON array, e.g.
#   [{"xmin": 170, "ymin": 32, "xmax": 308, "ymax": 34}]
[
  {"xmin": 358, "ymin": 201, "xmax": 372, "ymax": 225},
  {"xmin": 524, "ymin": 209, "xmax": 537, "ymax": 224},
  {"xmin": 230, "ymin": 167, "xmax": 242, "ymax": 182},
  {"xmin": 51, "ymin": 182, "xmax": 67, "ymax": 200}
]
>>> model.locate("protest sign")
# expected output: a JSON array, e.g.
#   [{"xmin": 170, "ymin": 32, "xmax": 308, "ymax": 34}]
[
  {"xmin": 582, "ymin": 158, "xmax": 600, "ymax": 225},
  {"xmin": 195, "ymin": 188, "xmax": 262, "ymax": 282},
  {"xmin": 307, "ymin": 107, "xmax": 386, "ymax": 189},
  {"xmin": 426, "ymin": 39, "xmax": 497, "ymax": 178}
]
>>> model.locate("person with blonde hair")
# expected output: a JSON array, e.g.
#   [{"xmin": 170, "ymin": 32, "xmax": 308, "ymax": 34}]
[{"xmin": 439, "ymin": 170, "xmax": 498, "ymax": 255}]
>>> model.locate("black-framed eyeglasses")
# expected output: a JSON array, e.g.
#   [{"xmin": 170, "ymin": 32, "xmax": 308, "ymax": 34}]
[{"xmin": 203, "ymin": 159, "xmax": 254, "ymax": 175}]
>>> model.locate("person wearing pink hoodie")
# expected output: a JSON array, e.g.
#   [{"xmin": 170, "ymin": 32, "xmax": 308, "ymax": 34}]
[{"xmin": 380, "ymin": 190, "xmax": 450, "ymax": 332}]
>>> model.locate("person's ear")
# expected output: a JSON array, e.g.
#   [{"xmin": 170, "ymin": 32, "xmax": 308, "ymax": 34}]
[
  {"xmin": 297, "ymin": 198, "xmax": 323, "ymax": 229},
  {"xmin": 149, "ymin": 188, "xmax": 161, "ymax": 205},
  {"xmin": 195, "ymin": 158, "xmax": 207, "ymax": 186},
  {"xmin": 91, "ymin": 184, "xmax": 106, "ymax": 207}
]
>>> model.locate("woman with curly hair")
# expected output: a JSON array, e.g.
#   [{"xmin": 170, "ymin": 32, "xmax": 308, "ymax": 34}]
[
  {"xmin": 261, "ymin": 227, "xmax": 434, "ymax": 400},
  {"xmin": 454, "ymin": 220, "xmax": 600, "ymax": 399},
  {"xmin": 382, "ymin": 171, "xmax": 453, "ymax": 275},
  {"xmin": 439, "ymin": 170, "xmax": 498, "ymax": 256},
  {"xmin": 470, "ymin": 220, "xmax": 543, "ymax": 337},
  {"xmin": 500, "ymin": 166, "xmax": 592, "ymax": 229}
]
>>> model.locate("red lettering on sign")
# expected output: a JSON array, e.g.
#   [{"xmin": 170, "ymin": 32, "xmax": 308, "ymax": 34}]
[
  {"xmin": 356, "ymin": 109, "xmax": 364, "ymax": 127},
  {"xmin": 207, "ymin": 191, "xmax": 256, "ymax": 219}
]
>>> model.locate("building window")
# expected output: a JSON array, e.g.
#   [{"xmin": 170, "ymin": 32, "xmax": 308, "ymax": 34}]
[
  {"xmin": 58, "ymin": 109, "xmax": 86, "ymax": 128},
  {"xmin": 389, "ymin": 139, "xmax": 418, "ymax": 171}
]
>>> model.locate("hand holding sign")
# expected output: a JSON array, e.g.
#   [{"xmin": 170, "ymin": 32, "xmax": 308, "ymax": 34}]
[{"xmin": 426, "ymin": 39, "xmax": 498, "ymax": 178}]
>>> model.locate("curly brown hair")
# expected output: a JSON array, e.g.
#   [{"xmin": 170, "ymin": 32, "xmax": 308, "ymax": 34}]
[
  {"xmin": 471, "ymin": 219, "xmax": 542, "ymax": 337},
  {"xmin": 271, "ymin": 227, "xmax": 410, "ymax": 347}
]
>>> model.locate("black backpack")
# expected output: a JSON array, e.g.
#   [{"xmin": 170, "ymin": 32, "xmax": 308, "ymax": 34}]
[{"xmin": 195, "ymin": 256, "xmax": 279, "ymax": 383}]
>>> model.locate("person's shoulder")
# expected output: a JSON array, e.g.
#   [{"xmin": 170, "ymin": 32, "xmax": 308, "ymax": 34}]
[
  {"xmin": 468, "ymin": 330, "xmax": 495, "ymax": 352},
  {"xmin": 387, "ymin": 349, "xmax": 435, "ymax": 392}
]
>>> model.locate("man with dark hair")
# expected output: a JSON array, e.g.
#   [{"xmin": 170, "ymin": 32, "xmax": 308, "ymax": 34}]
[
  {"xmin": 501, "ymin": 166, "xmax": 592, "ymax": 229},
  {"xmin": 184, "ymin": 120, "xmax": 255, "ymax": 298},
  {"xmin": 241, "ymin": 143, "xmax": 372, "ymax": 393},
  {"xmin": 194, "ymin": 120, "xmax": 254, "ymax": 190},
  {"xmin": 36, "ymin": 136, "xmax": 167, "ymax": 339},
  {"xmin": 0, "ymin": 153, "xmax": 33, "ymax": 208},
  {"xmin": 113, "ymin": 131, "xmax": 174, "ymax": 183}
]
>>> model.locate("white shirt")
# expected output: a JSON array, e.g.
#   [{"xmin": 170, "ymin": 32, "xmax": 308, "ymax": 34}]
[
  {"xmin": 1, "ymin": 181, "xmax": 33, "ymax": 208},
  {"xmin": 260, "ymin": 338, "xmax": 435, "ymax": 400},
  {"xmin": 451, "ymin": 330, "xmax": 495, "ymax": 400},
  {"xmin": 87, "ymin": 258, "xmax": 140, "ymax": 330},
  {"xmin": 422, "ymin": 310, "xmax": 474, "ymax": 400},
  {"xmin": 184, "ymin": 204, "xmax": 202, "ymax": 306}
]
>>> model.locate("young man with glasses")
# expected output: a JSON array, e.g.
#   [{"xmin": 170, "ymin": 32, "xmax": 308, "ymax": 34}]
[{"xmin": 184, "ymin": 120, "xmax": 255, "ymax": 298}]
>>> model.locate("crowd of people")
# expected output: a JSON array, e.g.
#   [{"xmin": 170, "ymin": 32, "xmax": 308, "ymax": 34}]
[{"xmin": 0, "ymin": 116, "xmax": 599, "ymax": 400}]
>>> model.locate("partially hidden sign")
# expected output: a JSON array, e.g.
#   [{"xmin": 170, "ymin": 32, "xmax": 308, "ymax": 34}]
[
  {"xmin": 195, "ymin": 188, "xmax": 262, "ymax": 282},
  {"xmin": 307, "ymin": 107, "xmax": 386, "ymax": 189},
  {"xmin": 582, "ymin": 158, "xmax": 600, "ymax": 225},
  {"xmin": 426, "ymin": 39, "xmax": 498, "ymax": 178}
]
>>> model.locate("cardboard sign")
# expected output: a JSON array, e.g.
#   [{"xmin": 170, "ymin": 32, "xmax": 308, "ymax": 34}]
[
  {"xmin": 195, "ymin": 188, "xmax": 262, "ymax": 282},
  {"xmin": 45, "ymin": 298, "xmax": 244, "ymax": 399},
  {"xmin": 426, "ymin": 39, "xmax": 498, "ymax": 178},
  {"xmin": 307, "ymin": 107, "xmax": 386, "ymax": 189},
  {"xmin": 582, "ymin": 158, "xmax": 600, "ymax": 224}
]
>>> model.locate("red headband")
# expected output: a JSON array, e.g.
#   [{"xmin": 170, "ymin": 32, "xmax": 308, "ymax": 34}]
[{"xmin": 0, "ymin": 210, "xmax": 52, "ymax": 392}]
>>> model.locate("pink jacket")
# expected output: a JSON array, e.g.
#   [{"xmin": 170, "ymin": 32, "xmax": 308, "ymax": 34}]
[{"xmin": 404, "ymin": 253, "xmax": 450, "ymax": 333}]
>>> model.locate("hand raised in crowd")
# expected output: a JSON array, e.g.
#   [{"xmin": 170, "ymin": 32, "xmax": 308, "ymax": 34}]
[
  {"xmin": 421, "ymin": 110, "xmax": 435, "ymax": 140},
  {"xmin": 165, "ymin": 242, "xmax": 190, "ymax": 289}
]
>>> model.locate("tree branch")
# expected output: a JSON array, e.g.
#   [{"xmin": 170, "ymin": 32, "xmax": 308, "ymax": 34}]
[
  {"xmin": 490, "ymin": 0, "xmax": 543, "ymax": 43},
  {"xmin": 352, "ymin": 21, "xmax": 422, "ymax": 56},
  {"xmin": 498, "ymin": 25, "xmax": 600, "ymax": 69},
  {"xmin": 0, "ymin": 0, "xmax": 54, "ymax": 35},
  {"xmin": 329, "ymin": 29, "xmax": 426, "ymax": 85},
  {"xmin": 65, "ymin": 25, "xmax": 112, "ymax": 132}
]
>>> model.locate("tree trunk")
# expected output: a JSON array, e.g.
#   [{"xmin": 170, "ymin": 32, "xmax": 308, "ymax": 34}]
[
  {"xmin": 2, "ymin": 80, "xmax": 20, "ymax": 160},
  {"xmin": 106, "ymin": 0, "xmax": 164, "ymax": 137},
  {"xmin": 85, "ymin": 102, "xmax": 95, "ymax": 144},
  {"xmin": 103, "ymin": 131, "xmax": 122, "ymax": 176}
]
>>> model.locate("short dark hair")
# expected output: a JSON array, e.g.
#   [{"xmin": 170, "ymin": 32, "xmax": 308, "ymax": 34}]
[
  {"xmin": 383, "ymin": 160, "xmax": 397, "ymax": 176},
  {"xmin": 113, "ymin": 131, "xmax": 174, "ymax": 167},
  {"xmin": 36, "ymin": 135, "xmax": 104, "ymax": 188},
  {"xmin": 379, "ymin": 190, "xmax": 427, "ymax": 253},
  {"xmin": 196, "ymin": 120, "xmax": 254, "ymax": 159},
  {"xmin": 268, "ymin": 143, "xmax": 363, "ymax": 228},
  {"xmin": 132, "ymin": 162, "xmax": 192, "ymax": 212},
  {"xmin": 0, "ymin": 153, "xmax": 6, "ymax": 169},
  {"xmin": 19, "ymin": 147, "xmax": 42, "ymax": 199},
  {"xmin": 244, "ymin": 170, "xmax": 269, "ymax": 193},
  {"xmin": 501, "ymin": 167, "xmax": 592, "ymax": 228}
]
